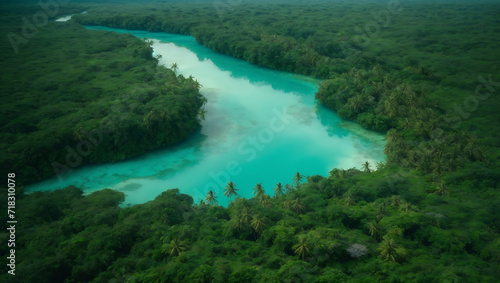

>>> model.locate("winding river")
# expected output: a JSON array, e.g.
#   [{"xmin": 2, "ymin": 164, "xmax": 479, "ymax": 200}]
[{"xmin": 25, "ymin": 25, "xmax": 386, "ymax": 207}]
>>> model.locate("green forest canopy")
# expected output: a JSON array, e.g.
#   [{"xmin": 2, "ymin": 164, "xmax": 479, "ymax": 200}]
[
  {"xmin": 0, "ymin": 7, "xmax": 206, "ymax": 185},
  {"xmin": 0, "ymin": 1, "xmax": 499, "ymax": 282}
]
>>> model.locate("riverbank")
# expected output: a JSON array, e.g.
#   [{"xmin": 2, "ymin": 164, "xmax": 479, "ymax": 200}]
[
  {"xmin": 0, "ymin": 17, "xmax": 205, "ymax": 186},
  {"xmin": 25, "ymin": 26, "xmax": 385, "ymax": 207}
]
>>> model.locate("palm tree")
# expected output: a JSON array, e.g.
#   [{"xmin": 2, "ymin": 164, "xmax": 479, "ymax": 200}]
[
  {"xmin": 367, "ymin": 221, "xmax": 383, "ymax": 242},
  {"xmin": 187, "ymin": 76, "xmax": 202, "ymax": 89},
  {"xmin": 383, "ymin": 97, "xmax": 398, "ymax": 117},
  {"xmin": 329, "ymin": 168, "xmax": 346, "ymax": 179},
  {"xmin": 293, "ymin": 236, "xmax": 310, "ymax": 260},
  {"xmin": 171, "ymin": 62, "xmax": 178, "ymax": 73},
  {"xmin": 253, "ymin": 183, "xmax": 265, "ymax": 199},
  {"xmin": 378, "ymin": 238, "xmax": 406, "ymax": 262},
  {"xmin": 224, "ymin": 181, "xmax": 238, "ymax": 199},
  {"xmin": 155, "ymin": 54, "xmax": 163, "ymax": 64},
  {"xmin": 274, "ymin": 183, "xmax": 284, "ymax": 198},
  {"xmin": 282, "ymin": 200, "xmax": 292, "ymax": 210},
  {"xmin": 240, "ymin": 207, "xmax": 251, "ymax": 224},
  {"xmin": 231, "ymin": 207, "xmax": 252, "ymax": 232},
  {"xmin": 391, "ymin": 195, "xmax": 401, "ymax": 207},
  {"xmin": 385, "ymin": 129, "xmax": 400, "ymax": 144},
  {"xmin": 387, "ymin": 226, "xmax": 404, "ymax": 238},
  {"xmin": 291, "ymin": 198, "xmax": 306, "ymax": 214},
  {"xmin": 251, "ymin": 215, "xmax": 267, "ymax": 235},
  {"xmin": 434, "ymin": 182, "xmax": 449, "ymax": 196},
  {"xmin": 362, "ymin": 161, "xmax": 372, "ymax": 173},
  {"xmin": 259, "ymin": 196, "xmax": 272, "ymax": 208},
  {"xmin": 164, "ymin": 238, "xmax": 187, "ymax": 256},
  {"xmin": 376, "ymin": 161, "xmax": 385, "ymax": 170},
  {"xmin": 292, "ymin": 172, "xmax": 305, "ymax": 188},
  {"xmin": 376, "ymin": 205, "xmax": 385, "ymax": 221},
  {"xmin": 347, "ymin": 96, "xmax": 364, "ymax": 113},
  {"xmin": 231, "ymin": 215, "xmax": 250, "ymax": 232},
  {"xmin": 398, "ymin": 117, "xmax": 412, "ymax": 129},
  {"xmin": 205, "ymin": 190, "xmax": 218, "ymax": 205}
]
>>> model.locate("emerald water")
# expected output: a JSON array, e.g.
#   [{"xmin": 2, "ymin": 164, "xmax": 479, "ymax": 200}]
[{"xmin": 26, "ymin": 26, "xmax": 386, "ymax": 207}]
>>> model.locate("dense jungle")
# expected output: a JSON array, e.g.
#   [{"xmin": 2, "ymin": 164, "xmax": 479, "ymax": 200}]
[{"xmin": 0, "ymin": 0, "xmax": 499, "ymax": 282}]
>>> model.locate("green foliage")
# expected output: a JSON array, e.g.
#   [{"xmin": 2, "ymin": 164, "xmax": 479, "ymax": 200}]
[
  {"xmin": 0, "ymin": 12, "xmax": 205, "ymax": 185},
  {"xmin": 0, "ymin": 1, "xmax": 499, "ymax": 282},
  {"xmin": 1, "ymin": 165, "xmax": 499, "ymax": 282}
]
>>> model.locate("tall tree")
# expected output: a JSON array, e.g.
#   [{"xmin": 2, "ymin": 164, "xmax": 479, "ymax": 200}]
[
  {"xmin": 253, "ymin": 183, "xmax": 265, "ymax": 199},
  {"xmin": 251, "ymin": 215, "xmax": 267, "ymax": 236},
  {"xmin": 164, "ymin": 238, "xmax": 187, "ymax": 256},
  {"xmin": 293, "ymin": 236, "xmax": 310, "ymax": 260},
  {"xmin": 367, "ymin": 221, "xmax": 383, "ymax": 242},
  {"xmin": 231, "ymin": 207, "xmax": 252, "ymax": 233},
  {"xmin": 205, "ymin": 190, "xmax": 218, "ymax": 205},
  {"xmin": 378, "ymin": 238, "xmax": 406, "ymax": 262},
  {"xmin": 291, "ymin": 198, "xmax": 306, "ymax": 214},
  {"xmin": 292, "ymin": 172, "xmax": 305, "ymax": 188},
  {"xmin": 171, "ymin": 62, "xmax": 179, "ymax": 73},
  {"xmin": 231, "ymin": 215, "xmax": 250, "ymax": 232},
  {"xmin": 224, "ymin": 181, "xmax": 238, "ymax": 199},
  {"xmin": 274, "ymin": 182, "xmax": 284, "ymax": 198},
  {"xmin": 259, "ymin": 196, "xmax": 272, "ymax": 208},
  {"xmin": 434, "ymin": 181, "xmax": 449, "ymax": 196},
  {"xmin": 362, "ymin": 161, "xmax": 372, "ymax": 173}
]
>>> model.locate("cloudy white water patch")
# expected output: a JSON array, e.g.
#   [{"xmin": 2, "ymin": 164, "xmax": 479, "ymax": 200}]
[
  {"xmin": 55, "ymin": 11, "xmax": 87, "ymax": 22},
  {"xmin": 55, "ymin": 15, "xmax": 73, "ymax": 22}
]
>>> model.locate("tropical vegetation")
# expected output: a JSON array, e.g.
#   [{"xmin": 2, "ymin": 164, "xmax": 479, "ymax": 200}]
[{"xmin": 0, "ymin": 0, "xmax": 499, "ymax": 282}]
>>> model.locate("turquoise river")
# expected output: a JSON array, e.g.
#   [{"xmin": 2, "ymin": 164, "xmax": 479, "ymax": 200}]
[{"xmin": 26, "ymin": 26, "xmax": 386, "ymax": 207}]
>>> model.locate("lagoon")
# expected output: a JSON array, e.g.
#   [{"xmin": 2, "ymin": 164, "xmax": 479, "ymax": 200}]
[{"xmin": 25, "ymin": 26, "xmax": 386, "ymax": 207}]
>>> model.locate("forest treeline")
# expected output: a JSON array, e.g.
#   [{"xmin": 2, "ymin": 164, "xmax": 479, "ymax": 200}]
[
  {"xmin": 0, "ymin": 1, "xmax": 499, "ymax": 282},
  {"xmin": 0, "ymin": 9, "xmax": 206, "ymax": 185},
  {"xmin": 1, "ymin": 168, "xmax": 499, "ymax": 282}
]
